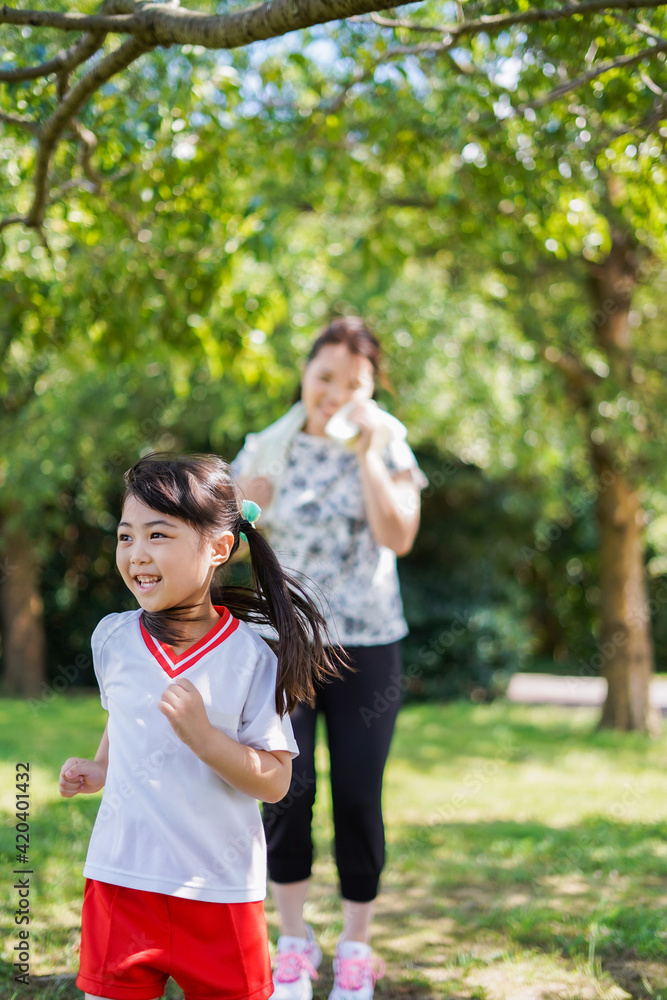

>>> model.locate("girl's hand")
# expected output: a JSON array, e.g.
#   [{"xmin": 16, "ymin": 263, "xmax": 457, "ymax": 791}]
[
  {"xmin": 349, "ymin": 401, "xmax": 382, "ymax": 457},
  {"xmin": 158, "ymin": 678, "xmax": 211, "ymax": 751},
  {"xmin": 59, "ymin": 757, "xmax": 106, "ymax": 797}
]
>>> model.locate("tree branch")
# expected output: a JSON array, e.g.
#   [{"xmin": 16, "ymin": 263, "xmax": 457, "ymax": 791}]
[
  {"xmin": 520, "ymin": 40, "xmax": 667, "ymax": 110},
  {"xmin": 353, "ymin": 0, "xmax": 667, "ymax": 45},
  {"xmin": 3, "ymin": 0, "xmax": 666, "ymax": 236},
  {"xmin": 25, "ymin": 36, "xmax": 153, "ymax": 229},
  {"xmin": 365, "ymin": 12, "xmax": 451, "ymax": 33},
  {"xmin": 0, "ymin": 0, "xmax": 410, "ymax": 236},
  {"xmin": 0, "ymin": 215, "xmax": 29, "ymax": 233},
  {"xmin": 0, "ymin": 1, "xmax": 403, "ymax": 47},
  {"xmin": 3, "ymin": 0, "xmax": 667, "ymax": 51},
  {"xmin": 0, "ymin": 30, "xmax": 105, "ymax": 82},
  {"xmin": 0, "ymin": 6, "xmax": 139, "ymax": 35},
  {"xmin": 69, "ymin": 117, "xmax": 132, "ymax": 187},
  {"xmin": 606, "ymin": 99, "xmax": 667, "ymax": 139},
  {"xmin": 543, "ymin": 345, "xmax": 600, "ymax": 413},
  {"xmin": 40, "ymin": 118, "xmax": 140, "ymax": 241},
  {"xmin": 441, "ymin": 0, "xmax": 667, "ymax": 38},
  {"xmin": 0, "ymin": 110, "xmax": 40, "ymax": 135},
  {"xmin": 47, "ymin": 177, "xmax": 97, "ymax": 203},
  {"xmin": 609, "ymin": 9, "xmax": 667, "ymax": 43},
  {"xmin": 366, "ymin": 37, "xmax": 477, "ymax": 76},
  {"xmin": 640, "ymin": 69, "xmax": 666, "ymax": 95}
]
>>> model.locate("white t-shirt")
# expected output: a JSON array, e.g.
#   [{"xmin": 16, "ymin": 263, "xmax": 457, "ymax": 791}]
[{"xmin": 82, "ymin": 607, "xmax": 298, "ymax": 903}]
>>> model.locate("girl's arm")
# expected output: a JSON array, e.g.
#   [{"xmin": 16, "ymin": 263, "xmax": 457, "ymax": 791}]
[
  {"xmin": 59, "ymin": 722, "xmax": 109, "ymax": 797},
  {"xmin": 158, "ymin": 680, "xmax": 292, "ymax": 802}
]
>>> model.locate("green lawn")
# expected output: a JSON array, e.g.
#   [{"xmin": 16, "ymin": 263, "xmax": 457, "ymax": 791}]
[{"xmin": 1, "ymin": 695, "xmax": 667, "ymax": 999}]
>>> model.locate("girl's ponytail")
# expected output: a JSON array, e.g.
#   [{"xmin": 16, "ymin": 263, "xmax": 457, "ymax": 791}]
[{"xmin": 221, "ymin": 514, "xmax": 344, "ymax": 716}]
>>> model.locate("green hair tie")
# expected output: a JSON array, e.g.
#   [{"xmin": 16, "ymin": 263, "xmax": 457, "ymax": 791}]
[{"xmin": 240, "ymin": 499, "xmax": 262, "ymax": 542}]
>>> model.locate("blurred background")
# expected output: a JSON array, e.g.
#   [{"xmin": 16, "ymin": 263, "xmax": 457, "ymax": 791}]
[{"xmin": 2, "ymin": 1, "xmax": 667, "ymax": 726}]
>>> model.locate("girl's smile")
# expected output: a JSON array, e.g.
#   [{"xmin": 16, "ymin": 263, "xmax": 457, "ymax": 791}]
[{"xmin": 133, "ymin": 574, "xmax": 162, "ymax": 594}]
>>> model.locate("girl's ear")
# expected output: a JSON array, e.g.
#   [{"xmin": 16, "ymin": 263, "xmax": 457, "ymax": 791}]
[{"xmin": 210, "ymin": 531, "xmax": 235, "ymax": 567}]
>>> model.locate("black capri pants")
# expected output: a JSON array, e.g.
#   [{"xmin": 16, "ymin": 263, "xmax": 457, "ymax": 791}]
[{"xmin": 263, "ymin": 641, "xmax": 402, "ymax": 903}]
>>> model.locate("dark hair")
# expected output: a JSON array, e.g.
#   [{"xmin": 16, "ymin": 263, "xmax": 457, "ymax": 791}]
[
  {"xmin": 301, "ymin": 316, "xmax": 393, "ymax": 395},
  {"xmin": 122, "ymin": 453, "xmax": 342, "ymax": 715}
]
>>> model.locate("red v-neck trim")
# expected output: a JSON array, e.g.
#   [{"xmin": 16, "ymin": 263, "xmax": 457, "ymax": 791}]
[{"xmin": 140, "ymin": 605, "xmax": 239, "ymax": 678}]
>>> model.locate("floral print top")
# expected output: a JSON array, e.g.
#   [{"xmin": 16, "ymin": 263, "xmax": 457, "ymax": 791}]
[{"xmin": 233, "ymin": 431, "xmax": 426, "ymax": 647}]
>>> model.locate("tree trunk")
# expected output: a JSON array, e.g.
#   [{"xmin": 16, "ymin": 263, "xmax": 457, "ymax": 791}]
[
  {"xmin": 0, "ymin": 520, "xmax": 47, "ymax": 698},
  {"xmin": 593, "ymin": 447, "xmax": 657, "ymax": 732},
  {"xmin": 589, "ymin": 231, "xmax": 658, "ymax": 733}
]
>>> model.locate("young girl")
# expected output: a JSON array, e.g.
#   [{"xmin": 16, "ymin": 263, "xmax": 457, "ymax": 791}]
[{"xmin": 59, "ymin": 453, "xmax": 339, "ymax": 1000}]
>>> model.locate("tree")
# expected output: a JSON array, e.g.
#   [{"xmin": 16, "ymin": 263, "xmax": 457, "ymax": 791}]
[
  {"xmin": 367, "ymin": 12, "xmax": 667, "ymax": 731},
  {"xmin": 3, "ymin": 0, "xmax": 667, "ymax": 729},
  {"xmin": 220, "ymin": 3, "xmax": 667, "ymax": 730},
  {"xmin": 3, "ymin": 0, "xmax": 667, "ymax": 238}
]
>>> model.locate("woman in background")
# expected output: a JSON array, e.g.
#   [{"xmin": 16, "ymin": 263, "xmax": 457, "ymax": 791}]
[{"xmin": 232, "ymin": 317, "xmax": 426, "ymax": 1000}]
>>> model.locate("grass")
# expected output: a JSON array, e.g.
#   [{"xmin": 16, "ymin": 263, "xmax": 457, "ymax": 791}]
[{"xmin": 1, "ymin": 695, "xmax": 667, "ymax": 999}]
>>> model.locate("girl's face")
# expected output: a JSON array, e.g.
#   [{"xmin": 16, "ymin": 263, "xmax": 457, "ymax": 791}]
[
  {"xmin": 116, "ymin": 495, "xmax": 232, "ymax": 616},
  {"xmin": 301, "ymin": 343, "xmax": 375, "ymax": 436}
]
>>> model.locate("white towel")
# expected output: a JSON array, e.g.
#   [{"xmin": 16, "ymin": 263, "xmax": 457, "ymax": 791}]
[{"xmin": 234, "ymin": 401, "xmax": 412, "ymax": 526}]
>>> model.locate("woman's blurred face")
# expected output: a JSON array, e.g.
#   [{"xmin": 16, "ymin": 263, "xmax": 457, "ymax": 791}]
[{"xmin": 301, "ymin": 343, "xmax": 375, "ymax": 436}]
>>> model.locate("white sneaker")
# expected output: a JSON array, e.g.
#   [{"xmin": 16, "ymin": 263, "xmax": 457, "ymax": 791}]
[
  {"xmin": 328, "ymin": 940, "xmax": 385, "ymax": 1000},
  {"xmin": 271, "ymin": 924, "xmax": 322, "ymax": 1000}
]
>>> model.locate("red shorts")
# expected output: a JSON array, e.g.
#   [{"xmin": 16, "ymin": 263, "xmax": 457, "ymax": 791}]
[{"xmin": 76, "ymin": 879, "xmax": 273, "ymax": 1000}]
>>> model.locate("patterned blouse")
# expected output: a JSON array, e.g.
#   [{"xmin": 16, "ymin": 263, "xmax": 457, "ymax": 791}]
[{"xmin": 232, "ymin": 431, "xmax": 426, "ymax": 647}]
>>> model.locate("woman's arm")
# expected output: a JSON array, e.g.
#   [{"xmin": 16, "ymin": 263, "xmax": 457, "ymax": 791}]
[
  {"xmin": 351, "ymin": 403, "xmax": 421, "ymax": 556},
  {"xmin": 59, "ymin": 722, "xmax": 109, "ymax": 797},
  {"xmin": 235, "ymin": 475, "xmax": 274, "ymax": 510},
  {"xmin": 158, "ymin": 679, "xmax": 292, "ymax": 802},
  {"xmin": 358, "ymin": 453, "xmax": 421, "ymax": 556}
]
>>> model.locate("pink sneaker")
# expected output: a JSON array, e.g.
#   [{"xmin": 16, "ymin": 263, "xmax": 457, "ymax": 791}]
[
  {"xmin": 329, "ymin": 940, "xmax": 385, "ymax": 1000},
  {"xmin": 272, "ymin": 924, "xmax": 322, "ymax": 1000}
]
